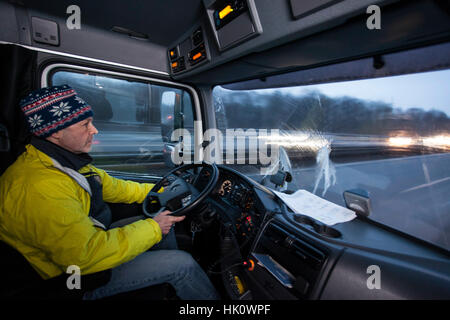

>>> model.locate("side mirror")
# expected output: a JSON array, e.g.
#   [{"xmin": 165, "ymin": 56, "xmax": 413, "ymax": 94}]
[
  {"xmin": 270, "ymin": 170, "xmax": 292, "ymax": 187},
  {"xmin": 343, "ymin": 189, "xmax": 371, "ymax": 217},
  {"xmin": 260, "ymin": 146, "xmax": 293, "ymax": 191},
  {"xmin": 162, "ymin": 143, "xmax": 177, "ymax": 168}
]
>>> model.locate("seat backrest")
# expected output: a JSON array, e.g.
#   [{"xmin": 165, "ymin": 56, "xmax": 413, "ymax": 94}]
[
  {"xmin": 0, "ymin": 240, "xmax": 44, "ymax": 298},
  {"xmin": 0, "ymin": 240, "xmax": 111, "ymax": 299}
]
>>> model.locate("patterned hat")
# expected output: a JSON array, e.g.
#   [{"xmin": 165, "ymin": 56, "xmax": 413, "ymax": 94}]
[{"xmin": 20, "ymin": 85, "xmax": 94, "ymax": 138}]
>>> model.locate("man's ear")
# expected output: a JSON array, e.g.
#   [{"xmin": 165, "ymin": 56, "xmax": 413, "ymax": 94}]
[{"xmin": 48, "ymin": 130, "xmax": 62, "ymax": 142}]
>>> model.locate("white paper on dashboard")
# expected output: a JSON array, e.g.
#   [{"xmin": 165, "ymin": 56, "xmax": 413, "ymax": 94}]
[{"xmin": 273, "ymin": 189, "xmax": 356, "ymax": 226}]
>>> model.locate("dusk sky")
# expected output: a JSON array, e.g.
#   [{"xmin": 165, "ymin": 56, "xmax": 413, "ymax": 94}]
[{"xmin": 288, "ymin": 69, "xmax": 450, "ymax": 116}]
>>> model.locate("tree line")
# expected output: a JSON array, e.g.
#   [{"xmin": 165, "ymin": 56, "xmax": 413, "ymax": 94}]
[{"xmin": 214, "ymin": 89, "xmax": 450, "ymax": 136}]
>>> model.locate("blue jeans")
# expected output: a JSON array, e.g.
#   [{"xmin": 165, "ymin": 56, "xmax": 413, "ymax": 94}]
[{"xmin": 83, "ymin": 216, "xmax": 220, "ymax": 300}]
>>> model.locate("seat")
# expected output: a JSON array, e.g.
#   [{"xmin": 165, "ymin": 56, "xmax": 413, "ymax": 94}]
[
  {"xmin": 0, "ymin": 240, "xmax": 109, "ymax": 300},
  {"xmin": 0, "ymin": 240, "xmax": 177, "ymax": 300}
]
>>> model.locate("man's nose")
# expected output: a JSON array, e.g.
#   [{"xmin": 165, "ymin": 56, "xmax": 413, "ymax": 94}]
[{"xmin": 90, "ymin": 123, "xmax": 99, "ymax": 135}]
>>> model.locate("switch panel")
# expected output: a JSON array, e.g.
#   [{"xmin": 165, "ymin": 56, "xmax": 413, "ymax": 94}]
[{"xmin": 31, "ymin": 17, "xmax": 59, "ymax": 46}]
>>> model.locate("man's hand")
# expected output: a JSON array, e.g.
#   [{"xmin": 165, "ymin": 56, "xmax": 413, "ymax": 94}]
[{"xmin": 152, "ymin": 210, "xmax": 185, "ymax": 235}]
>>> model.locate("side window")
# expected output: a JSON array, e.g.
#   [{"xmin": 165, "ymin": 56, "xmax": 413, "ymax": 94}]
[{"xmin": 51, "ymin": 70, "xmax": 195, "ymax": 175}]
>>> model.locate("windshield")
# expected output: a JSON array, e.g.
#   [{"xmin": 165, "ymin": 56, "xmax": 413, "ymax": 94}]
[{"xmin": 212, "ymin": 69, "xmax": 450, "ymax": 251}]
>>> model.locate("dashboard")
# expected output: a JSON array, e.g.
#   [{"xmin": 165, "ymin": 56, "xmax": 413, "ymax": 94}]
[
  {"xmin": 190, "ymin": 165, "xmax": 450, "ymax": 300},
  {"xmin": 194, "ymin": 166, "xmax": 265, "ymax": 249}
]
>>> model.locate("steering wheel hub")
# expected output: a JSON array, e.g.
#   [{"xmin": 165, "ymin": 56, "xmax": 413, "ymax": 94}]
[{"xmin": 143, "ymin": 162, "xmax": 219, "ymax": 218}]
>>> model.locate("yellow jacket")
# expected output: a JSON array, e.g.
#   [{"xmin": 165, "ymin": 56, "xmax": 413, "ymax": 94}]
[{"xmin": 0, "ymin": 144, "xmax": 162, "ymax": 279}]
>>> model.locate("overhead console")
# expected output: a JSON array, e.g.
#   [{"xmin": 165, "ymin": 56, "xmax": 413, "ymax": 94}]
[
  {"xmin": 166, "ymin": 1, "xmax": 450, "ymax": 88},
  {"xmin": 204, "ymin": 0, "xmax": 262, "ymax": 52},
  {"xmin": 168, "ymin": 25, "xmax": 210, "ymax": 74},
  {"xmin": 168, "ymin": 0, "xmax": 391, "ymax": 80},
  {"xmin": 168, "ymin": 0, "xmax": 263, "ymax": 76}
]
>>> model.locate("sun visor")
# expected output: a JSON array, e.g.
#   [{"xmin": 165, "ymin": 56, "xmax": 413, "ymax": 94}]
[{"xmin": 222, "ymin": 41, "xmax": 450, "ymax": 90}]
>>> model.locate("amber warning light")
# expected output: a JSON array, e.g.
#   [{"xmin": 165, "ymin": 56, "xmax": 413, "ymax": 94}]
[
  {"xmin": 219, "ymin": 5, "xmax": 234, "ymax": 19},
  {"xmin": 192, "ymin": 52, "xmax": 202, "ymax": 60},
  {"xmin": 169, "ymin": 48, "xmax": 177, "ymax": 60}
]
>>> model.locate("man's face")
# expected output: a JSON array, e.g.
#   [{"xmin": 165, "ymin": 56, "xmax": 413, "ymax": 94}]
[{"xmin": 50, "ymin": 117, "xmax": 98, "ymax": 154}]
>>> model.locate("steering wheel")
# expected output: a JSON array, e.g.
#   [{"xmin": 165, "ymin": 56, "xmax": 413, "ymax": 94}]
[{"xmin": 143, "ymin": 162, "xmax": 219, "ymax": 218}]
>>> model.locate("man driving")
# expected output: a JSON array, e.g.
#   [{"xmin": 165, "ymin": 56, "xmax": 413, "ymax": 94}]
[{"xmin": 0, "ymin": 85, "xmax": 219, "ymax": 300}]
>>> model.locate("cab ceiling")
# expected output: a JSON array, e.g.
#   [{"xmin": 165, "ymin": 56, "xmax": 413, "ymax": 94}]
[
  {"xmin": 14, "ymin": 0, "xmax": 204, "ymax": 47},
  {"xmin": 4, "ymin": 0, "xmax": 450, "ymax": 86}
]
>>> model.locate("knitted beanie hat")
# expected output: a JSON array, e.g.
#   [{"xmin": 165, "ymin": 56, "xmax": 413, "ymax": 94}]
[{"xmin": 20, "ymin": 85, "xmax": 94, "ymax": 138}]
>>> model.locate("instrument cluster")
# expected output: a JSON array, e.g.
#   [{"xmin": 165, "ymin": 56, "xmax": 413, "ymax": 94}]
[
  {"xmin": 216, "ymin": 176, "xmax": 254, "ymax": 211},
  {"xmin": 195, "ymin": 167, "xmax": 263, "ymax": 245},
  {"xmin": 214, "ymin": 173, "xmax": 263, "ymax": 245}
]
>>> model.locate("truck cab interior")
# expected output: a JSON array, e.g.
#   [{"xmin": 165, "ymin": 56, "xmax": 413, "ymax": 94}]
[{"xmin": 0, "ymin": 0, "xmax": 449, "ymax": 301}]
